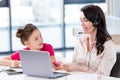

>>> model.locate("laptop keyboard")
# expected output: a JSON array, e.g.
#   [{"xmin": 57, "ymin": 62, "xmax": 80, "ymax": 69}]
[{"xmin": 53, "ymin": 72, "xmax": 70, "ymax": 77}]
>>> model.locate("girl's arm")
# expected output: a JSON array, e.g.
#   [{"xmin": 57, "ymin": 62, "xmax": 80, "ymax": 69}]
[
  {"xmin": 0, "ymin": 56, "xmax": 12, "ymax": 66},
  {"xmin": 0, "ymin": 56, "xmax": 20, "ymax": 67}
]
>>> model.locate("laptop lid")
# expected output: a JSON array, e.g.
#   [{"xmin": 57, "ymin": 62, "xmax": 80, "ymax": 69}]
[{"xmin": 19, "ymin": 50, "xmax": 70, "ymax": 78}]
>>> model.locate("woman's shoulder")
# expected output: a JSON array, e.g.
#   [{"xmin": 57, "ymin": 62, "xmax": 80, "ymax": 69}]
[
  {"xmin": 104, "ymin": 40, "xmax": 115, "ymax": 46},
  {"xmin": 104, "ymin": 40, "xmax": 116, "ymax": 51}
]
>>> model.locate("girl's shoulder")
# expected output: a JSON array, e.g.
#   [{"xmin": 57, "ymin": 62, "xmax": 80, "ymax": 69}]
[
  {"xmin": 43, "ymin": 43, "xmax": 53, "ymax": 47},
  {"xmin": 42, "ymin": 43, "xmax": 54, "ymax": 50},
  {"xmin": 23, "ymin": 47, "xmax": 30, "ymax": 50}
]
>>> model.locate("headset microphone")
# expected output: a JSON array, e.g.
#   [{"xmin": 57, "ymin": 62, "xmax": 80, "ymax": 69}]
[{"xmin": 78, "ymin": 31, "xmax": 84, "ymax": 34}]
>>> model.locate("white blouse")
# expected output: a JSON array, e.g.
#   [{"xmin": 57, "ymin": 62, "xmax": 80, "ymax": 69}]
[{"xmin": 72, "ymin": 36, "xmax": 116, "ymax": 76}]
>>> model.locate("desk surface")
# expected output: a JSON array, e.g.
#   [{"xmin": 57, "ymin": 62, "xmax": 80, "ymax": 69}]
[
  {"xmin": 0, "ymin": 67, "xmax": 120, "ymax": 80},
  {"xmin": 0, "ymin": 72, "xmax": 120, "ymax": 80}
]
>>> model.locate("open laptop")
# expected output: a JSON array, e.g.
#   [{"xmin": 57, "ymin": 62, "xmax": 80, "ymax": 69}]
[{"xmin": 19, "ymin": 50, "xmax": 70, "ymax": 78}]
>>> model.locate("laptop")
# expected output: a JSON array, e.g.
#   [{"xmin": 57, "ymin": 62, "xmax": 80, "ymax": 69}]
[{"xmin": 19, "ymin": 50, "xmax": 70, "ymax": 78}]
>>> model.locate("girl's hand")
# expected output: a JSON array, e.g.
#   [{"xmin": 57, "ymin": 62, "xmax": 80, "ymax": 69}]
[
  {"xmin": 11, "ymin": 60, "xmax": 21, "ymax": 67},
  {"xmin": 52, "ymin": 61, "xmax": 62, "ymax": 70}
]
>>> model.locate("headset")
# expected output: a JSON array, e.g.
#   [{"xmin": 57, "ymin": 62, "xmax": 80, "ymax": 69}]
[{"xmin": 93, "ymin": 7, "xmax": 100, "ymax": 26}]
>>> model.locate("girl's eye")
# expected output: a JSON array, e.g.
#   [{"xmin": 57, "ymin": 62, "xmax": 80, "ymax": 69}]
[
  {"xmin": 40, "ymin": 35, "xmax": 42, "ymax": 37},
  {"xmin": 35, "ymin": 38, "xmax": 38, "ymax": 40}
]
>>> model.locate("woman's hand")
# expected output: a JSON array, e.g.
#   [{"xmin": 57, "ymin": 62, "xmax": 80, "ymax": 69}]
[{"xmin": 62, "ymin": 63, "xmax": 78, "ymax": 72}]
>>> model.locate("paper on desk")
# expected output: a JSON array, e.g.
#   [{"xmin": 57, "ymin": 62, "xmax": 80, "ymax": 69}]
[
  {"xmin": 9, "ymin": 67, "xmax": 23, "ymax": 72},
  {"xmin": 0, "ymin": 67, "xmax": 4, "ymax": 72}
]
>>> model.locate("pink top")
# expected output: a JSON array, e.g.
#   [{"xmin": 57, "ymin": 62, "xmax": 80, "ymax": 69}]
[{"xmin": 11, "ymin": 43, "xmax": 54, "ymax": 61}]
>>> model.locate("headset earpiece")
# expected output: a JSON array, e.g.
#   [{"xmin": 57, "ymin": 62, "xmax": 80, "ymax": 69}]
[
  {"xmin": 93, "ymin": 7, "xmax": 100, "ymax": 26},
  {"xmin": 93, "ymin": 20, "xmax": 99, "ymax": 26}
]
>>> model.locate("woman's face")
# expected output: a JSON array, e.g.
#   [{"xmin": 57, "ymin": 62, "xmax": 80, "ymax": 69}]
[
  {"xmin": 25, "ymin": 29, "xmax": 43, "ymax": 50},
  {"xmin": 80, "ymin": 11, "xmax": 96, "ymax": 34}
]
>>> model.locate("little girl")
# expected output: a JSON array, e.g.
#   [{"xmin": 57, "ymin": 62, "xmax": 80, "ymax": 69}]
[{"xmin": 0, "ymin": 23, "xmax": 60, "ymax": 69}]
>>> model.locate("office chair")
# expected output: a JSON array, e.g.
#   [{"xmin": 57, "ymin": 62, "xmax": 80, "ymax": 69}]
[{"xmin": 110, "ymin": 52, "xmax": 120, "ymax": 78}]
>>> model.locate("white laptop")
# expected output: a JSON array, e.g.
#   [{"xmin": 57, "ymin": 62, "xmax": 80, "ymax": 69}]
[{"xmin": 19, "ymin": 50, "xmax": 70, "ymax": 78}]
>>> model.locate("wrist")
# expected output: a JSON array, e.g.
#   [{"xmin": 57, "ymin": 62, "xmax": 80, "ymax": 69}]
[
  {"xmin": 10, "ymin": 60, "xmax": 19, "ymax": 67},
  {"xmin": 10, "ymin": 60, "xmax": 15, "ymax": 67}
]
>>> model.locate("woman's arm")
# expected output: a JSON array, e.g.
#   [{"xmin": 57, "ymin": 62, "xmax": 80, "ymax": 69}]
[
  {"xmin": 62, "ymin": 63, "xmax": 90, "ymax": 72},
  {"xmin": 62, "ymin": 40, "xmax": 116, "ymax": 76}
]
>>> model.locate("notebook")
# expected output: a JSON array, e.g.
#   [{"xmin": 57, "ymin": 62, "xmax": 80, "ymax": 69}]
[
  {"xmin": 4, "ymin": 67, "xmax": 23, "ymax": 75},
  {"xmin": 19, "ymin": 50, "xmax": 70, "ymax": 78}
]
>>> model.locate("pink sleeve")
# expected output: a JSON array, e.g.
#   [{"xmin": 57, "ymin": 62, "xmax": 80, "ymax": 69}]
[
  {"xmin": 10, "ymin": 51, "xmax": 20, "ymax": 61},
  {"xmin": 10, "ymin": 47, "xmax": 30, "ymax": 61},
  {"xmin": 47, "ymin": 44, "xmax": 54, "ymax": 56}
]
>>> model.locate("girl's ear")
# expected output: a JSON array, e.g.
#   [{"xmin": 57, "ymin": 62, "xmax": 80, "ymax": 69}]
[{"xmin": 24, "ymin": 41, "xmax": 30, "ymax": 46}]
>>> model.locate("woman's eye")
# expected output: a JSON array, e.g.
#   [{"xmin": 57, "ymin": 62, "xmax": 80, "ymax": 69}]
[
  {"xmin": 80, "ymin": 18, "xmax": 88, "ymax": 22},
  {"xmin": 84, "ymin": 19, "xmax": 88, "ymax": 22},
  {"xmin": 80, "ymin": 19, "xmax": 82, "ymax": 22}
]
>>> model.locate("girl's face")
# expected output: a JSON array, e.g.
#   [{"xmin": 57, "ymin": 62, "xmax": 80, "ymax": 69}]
[
  {"xmin": 25, "ymin": 29, "xmax": 43, "ymax": 50},
  {"xmin": 80, "ymin": 11, "xmax": 96, "ymax": 34}
]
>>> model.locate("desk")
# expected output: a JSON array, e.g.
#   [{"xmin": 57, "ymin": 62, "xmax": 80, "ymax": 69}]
[{"xmin": 0, "ymin": 68, "xmax": 120, "ymax": 80}]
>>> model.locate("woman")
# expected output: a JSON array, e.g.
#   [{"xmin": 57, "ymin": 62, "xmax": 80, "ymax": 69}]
[
  {"xmin": 62, "ymin": 5, "xmax": 116, "ymax": 76},
  {"xmin": 0, "ymin": 23, "xmax": 58, "ymax": 68}
]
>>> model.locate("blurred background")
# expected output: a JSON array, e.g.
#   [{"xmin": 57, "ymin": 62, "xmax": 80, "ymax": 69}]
[{"xmin": 0, "ymin": 0, "xmax": 120, "ymax": 59}]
